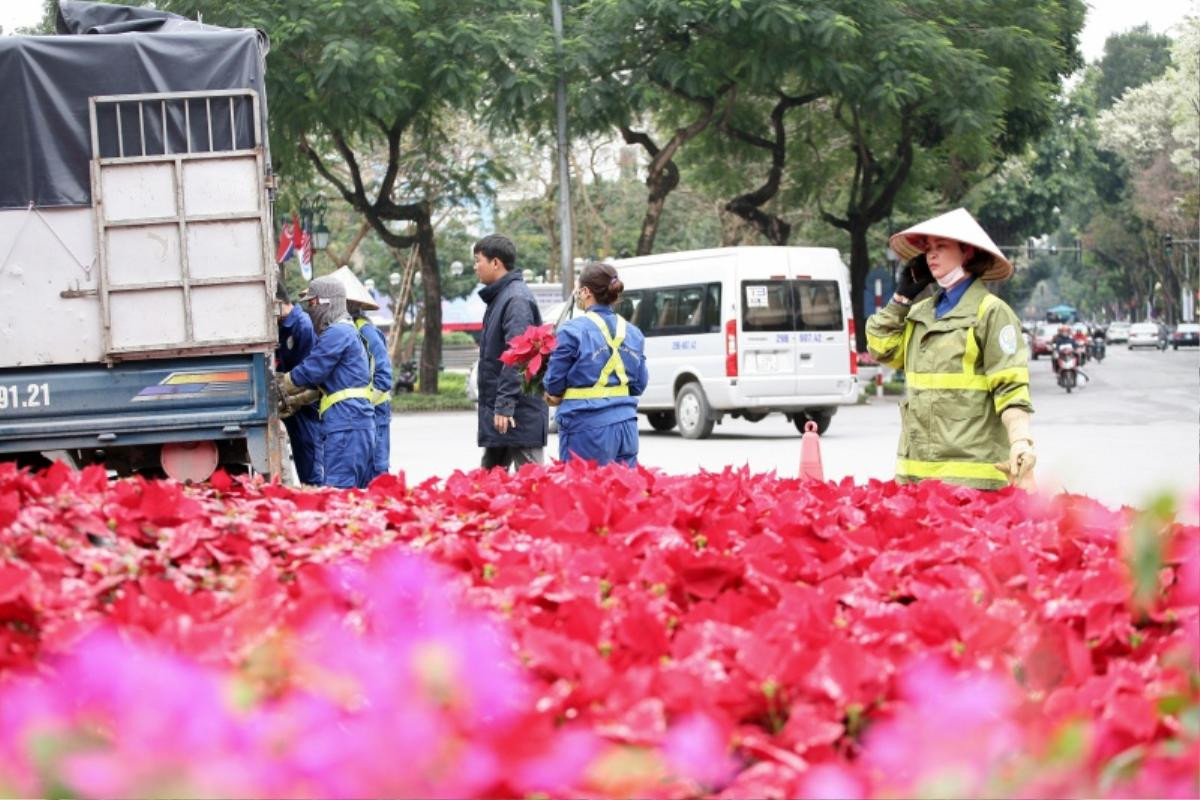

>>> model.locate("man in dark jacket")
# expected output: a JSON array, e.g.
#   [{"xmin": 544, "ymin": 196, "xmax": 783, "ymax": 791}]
[{"xmin": 473, "ymin": 234, "xmax": 548, "ymax": 469}]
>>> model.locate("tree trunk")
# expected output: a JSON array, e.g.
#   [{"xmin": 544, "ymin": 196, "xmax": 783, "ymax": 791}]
[
  {"xmin": 637, "ymin": 164, "xmax": 677, "ymax": 255},
  {"xmin": 848, "ymin": 223, "xmax": 871, "ymax": 352},
  {"xmin": 416, "ymin": 215, "xmax": 442, "ymax": 394}
]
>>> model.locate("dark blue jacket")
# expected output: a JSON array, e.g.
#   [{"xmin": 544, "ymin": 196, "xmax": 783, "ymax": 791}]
[
  {"xmin": 477, "ymin": 271, "xmax": 548, "ymax": 448},
  {"xmin": 543, "ymin": 305, "xmax": 648, "ymax": 432},
  {"xmin": 290, "ymin": 320, "xmax": 374, "ymax": 433},
  {"xmin": 277, "ymin": 305, "xmax": 316, "ymax": 373}
]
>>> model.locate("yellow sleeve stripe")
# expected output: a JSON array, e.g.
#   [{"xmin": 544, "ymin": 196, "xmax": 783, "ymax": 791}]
[
  {"xmin": 986, "ymin": 367, "xmax": 1030, "ymax": 390},
  {"xmin": 994, "ymin": 385, "xmax": 1032, "ymax": 413}
]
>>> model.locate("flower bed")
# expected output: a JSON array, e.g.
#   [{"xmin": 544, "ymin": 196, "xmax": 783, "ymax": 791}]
[{"xmin": 0, "ymin": 461, "xmax": 1196, "ymax": 798}]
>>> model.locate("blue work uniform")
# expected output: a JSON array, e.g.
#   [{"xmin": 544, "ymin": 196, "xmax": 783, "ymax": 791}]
[
  {"xmin": 277, "ymin": 305, "xmax": 321, "ymax": 485},
  {"xmin": 542, "ymin": 305, "xmax": 648, "ymax": 466},
  {"xmin": 353, "ymin": 317, "xmax": 393, "ymax": 479},
  {"xmin": 289, "ymin": 321, "xmax": 375, "ymax": 489}
]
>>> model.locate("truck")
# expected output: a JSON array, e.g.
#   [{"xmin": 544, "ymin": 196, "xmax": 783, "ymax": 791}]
[{"xmin": 0, "ymin": 1, "xmax": 284, "ymax": 482}]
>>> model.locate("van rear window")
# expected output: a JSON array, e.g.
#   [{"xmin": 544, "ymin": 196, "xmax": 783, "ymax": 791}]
[{"xmin": 741, "ymin": 280, "xmax": 842, "ymax": 332}]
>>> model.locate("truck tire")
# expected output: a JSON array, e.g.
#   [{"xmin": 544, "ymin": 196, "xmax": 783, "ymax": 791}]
[
  {"xmin": 675, "ymin": 383, "xmax": 714, "ymax": 440},
  {"xmin": 647, "ymin": 411, "xmax": 676, "ymax": 432},
  {"xmin": 793, "ymin": 409, "xmax": 833, "ymax": 435}
]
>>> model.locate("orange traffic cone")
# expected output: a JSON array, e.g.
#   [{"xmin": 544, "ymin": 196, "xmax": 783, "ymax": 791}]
[{"xmin": 798, "ymin": 419, "xmax": 824, "ymax": 481}]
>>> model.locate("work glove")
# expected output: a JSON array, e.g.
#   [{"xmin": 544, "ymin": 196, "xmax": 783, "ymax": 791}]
[
  {"xmin": 278, "ymin": 387, "xmax": 320, "ymax": 419},
  {"xmin": 996, "ymin": 407, "xmax": 1037, "ymax": 491},
  {"xmin": 276, "ymin": 371, "xmax": 307, "ymax": 397},
  {"xmin": 895, "ymin": 255, "xmax": 933, "ymax": 302}
]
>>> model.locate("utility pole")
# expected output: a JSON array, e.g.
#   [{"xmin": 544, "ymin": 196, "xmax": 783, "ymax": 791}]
[{"xmin": 550, "ymin": 0, "xmax": 573, "ymax": 300}]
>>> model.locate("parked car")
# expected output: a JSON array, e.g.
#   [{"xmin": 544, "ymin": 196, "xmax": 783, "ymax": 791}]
[
  {"xmin": 1171, "ymin": 322, "xmax": 1200, "ymax": 349},
  {"xmin": 1128, "ymin": 322, "xmax": 1168, "ymax": 350},
  {"xmin": 1106, "ymin": 321, "xmax": 1132, "ymax": 343},
  {"xmin": 1032, "ymin": 322, "xmax": 1057, "ymax": 359}
]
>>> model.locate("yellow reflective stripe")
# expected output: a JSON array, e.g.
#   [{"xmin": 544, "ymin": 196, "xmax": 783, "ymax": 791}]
[
  {"xmin": 866, "ymin": 331, "xmax": 904, "ymax": 359},
  {"xmin": 896, "ymin": 458, "xmax": 1007, "ymax": 482},
  {"xmin": 906, "ymin": 372, "xmax": 989, "ymax": 391},
  {"xmin": 977, "ymin": 294, "xmax": 998, "ymax": 318},
  {"xmin": 960, "ymin": 294, "xmax": 997, "ymax": 375},
  {"xmin": 994, "ymin": 385, "xmax": 1031, "ymax": 413},
  {"xmin": 986, "ymin": 367, "xmax": 1029, "ymax": 390},
  {"xmin": 318, "ymin": 386, "xmax": 373, "ymax": 415},
  {"xmin": 563, "ymin": 385, "xmax": 631, "ymax": 399},
  {"xmin": 962, "ymin": 322, "xmax": 981, "ymax": 375},
  {"xmin": 577, "ymin": 312, "xmax": 630, "ymax": 394}
]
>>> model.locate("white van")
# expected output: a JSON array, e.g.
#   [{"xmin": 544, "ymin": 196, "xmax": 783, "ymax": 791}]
[{"xmin": 590, "ymin": 246, "xmax": 859, "ymax": 438}]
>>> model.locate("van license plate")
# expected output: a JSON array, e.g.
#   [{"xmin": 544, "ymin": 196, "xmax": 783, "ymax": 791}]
[{"xmin": 756, "ymin": 353, "xmax": 778, "ymax": 371}]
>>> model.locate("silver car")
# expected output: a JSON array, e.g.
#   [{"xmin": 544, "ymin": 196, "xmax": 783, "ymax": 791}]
[{"xmin": 1128, "ymin": 322, "xmax": 1167, "ymax": 350}]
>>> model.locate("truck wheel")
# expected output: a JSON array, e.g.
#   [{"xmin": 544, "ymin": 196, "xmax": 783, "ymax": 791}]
[
  {"xmin": 675, "ymin": 383, "xmax": 714, "ymax": 440},
  {"xmin": 647, "ymin": 411, "xmax": 676, "ymax": 432},
  {"xmin": 793, "ymin": 409, "xmax": 833, "ymax": 435}
]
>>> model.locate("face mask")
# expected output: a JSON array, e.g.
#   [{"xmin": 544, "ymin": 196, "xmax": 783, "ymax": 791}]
[{"xmin": 935, "ymin": 265, "xmax": 967, "ymax": 289}]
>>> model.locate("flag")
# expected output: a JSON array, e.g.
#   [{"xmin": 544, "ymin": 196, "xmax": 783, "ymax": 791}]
[
  {"xmin": 298, "ymin": 214, "xmax": 313, "ymax": 281},
  {"xmin": 275, "ymin": 216, "xmax": 295, "ymax": 263}
]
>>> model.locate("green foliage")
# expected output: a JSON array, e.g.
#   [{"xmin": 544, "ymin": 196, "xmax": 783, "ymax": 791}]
[
  {"xmin": 391, "ymin": 371, "xmax": 474, "ymax": 412},
  {"xmin": 1094, "ymin": 24, "xmax": 1173, "ymax": 110}
]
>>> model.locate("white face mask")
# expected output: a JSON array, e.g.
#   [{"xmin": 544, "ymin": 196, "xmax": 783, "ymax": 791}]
[{"xmin": 935, "ymin": 265, "xmax": 967, "ymax": 289}]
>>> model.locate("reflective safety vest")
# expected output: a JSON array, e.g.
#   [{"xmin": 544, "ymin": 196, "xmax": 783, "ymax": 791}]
[
  {"xmin": 563, "ymin": 311, "xmax": 632, "ymax": 400},
  {"xmin": 317, "ymin": 384, "xmax": 373, "ymax": 416},
  {"xmin": 354, "ymin": 318, "xmax": 391, "ymax": 406},
  {"xmin": 865, "ymin": 280, "xmax": 1032, "ymax": 490}
]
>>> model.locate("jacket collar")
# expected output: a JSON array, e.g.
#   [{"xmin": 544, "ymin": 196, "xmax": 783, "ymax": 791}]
[
  {"xmin": 479, "ymin": 270, "xmax": 521, "ymax": 304},
  {"xmin": 908, "ymin": 278, "xmax": 989, "ymax": 326}
]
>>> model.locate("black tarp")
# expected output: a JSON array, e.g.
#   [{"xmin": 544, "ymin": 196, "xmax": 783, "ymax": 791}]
[{"xmin": 0, "ymin": 1, "xmax": 268, "ymax": 209}]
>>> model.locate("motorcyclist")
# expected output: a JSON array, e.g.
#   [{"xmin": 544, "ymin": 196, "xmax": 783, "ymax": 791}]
[{"xmin": 1051, "ymin": 325, "xmax": 1074, "ymax": 373}]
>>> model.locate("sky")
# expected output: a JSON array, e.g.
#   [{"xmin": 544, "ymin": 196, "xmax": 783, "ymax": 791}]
[{"xmin": 1, "ymin": 0, "xmax": 1196, "ymax": 55}]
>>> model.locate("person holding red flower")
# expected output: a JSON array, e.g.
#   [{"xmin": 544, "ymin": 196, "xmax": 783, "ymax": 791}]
[
  {"xmin": 473, "ymin": 234, "xmax": 549, "ymax": 470},
  {"xmin": 542, "ymin": 262, "xmax": 649, "ymax": 466}
]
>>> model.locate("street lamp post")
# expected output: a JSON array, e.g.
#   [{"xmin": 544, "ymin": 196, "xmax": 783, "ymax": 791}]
[{"xmin": 299, "ymin": 193, "xmax": 330, "ymax": 253}]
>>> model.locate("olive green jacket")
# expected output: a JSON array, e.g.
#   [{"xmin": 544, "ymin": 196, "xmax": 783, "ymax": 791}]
[{"xmin": 866, "ymin": 280, "xmax": 1033, "ymax": 489}]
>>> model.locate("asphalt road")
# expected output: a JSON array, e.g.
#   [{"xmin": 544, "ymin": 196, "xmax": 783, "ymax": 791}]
[{"xmin": 390, "ymin": 343, "xmax": 1199, "ymax": 521}]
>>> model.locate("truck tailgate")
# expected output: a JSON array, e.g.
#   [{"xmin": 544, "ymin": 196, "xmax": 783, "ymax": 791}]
[{"xmin": 0, "ymin": 354, "xmax": 269, "ymax": 452}]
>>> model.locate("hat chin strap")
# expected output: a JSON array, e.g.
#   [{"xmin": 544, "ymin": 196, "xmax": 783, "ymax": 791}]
[{"xmin": 935, "ymin": 265, "xmax": 967, "ymax": 289}]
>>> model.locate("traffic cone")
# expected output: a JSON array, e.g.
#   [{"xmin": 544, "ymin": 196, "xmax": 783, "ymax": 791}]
[{"xmin": 798, "ymin": 419, "xmax": 824, "ymax": 481}]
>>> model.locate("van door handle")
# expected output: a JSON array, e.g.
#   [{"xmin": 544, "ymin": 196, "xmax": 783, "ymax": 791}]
[{"xmin": 799, "ymin": 352, "xmax": 813, "ymax": 361}]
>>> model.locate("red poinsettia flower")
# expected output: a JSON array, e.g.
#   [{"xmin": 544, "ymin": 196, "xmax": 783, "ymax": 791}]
[{"xmin": 499, "ymin": 323, "xmax": 557, "ymax": 393}]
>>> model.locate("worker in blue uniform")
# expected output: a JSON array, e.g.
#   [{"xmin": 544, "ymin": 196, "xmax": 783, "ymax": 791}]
[
  {"xmin": 275, "ymin": 282, "xmax": 322, "ymax": 485},
  {"xmin": 328, "ymin": 266, "xmax": 394, "ymax": 479},
  {"xmin": 278, "ymin": 276, "xmax": 375, "ymax": 489},
  {"xmin": 542, "ymin": 262, "xmax": 648, "ymax": 466}
]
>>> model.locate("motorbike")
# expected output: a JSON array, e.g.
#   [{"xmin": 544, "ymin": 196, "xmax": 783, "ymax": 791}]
[
  {"xmin": 1054, "ymin": 343, "xmax": 1079, "ymax": 393},
  {"xmin": 391, "ymin": 359, "xmax": 417, "ymax": 394},
  {"xmin": 1089, "ymin": 335, "xmax": 1106, "ymax": 363}
]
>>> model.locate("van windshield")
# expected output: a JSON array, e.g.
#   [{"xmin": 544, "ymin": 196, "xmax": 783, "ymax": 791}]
[{"xmin": 741, "ymin": 280, "xmax": 842, "ymax": 332}]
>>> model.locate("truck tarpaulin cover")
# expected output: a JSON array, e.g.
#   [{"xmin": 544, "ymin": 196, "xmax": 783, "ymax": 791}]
[{"xmin": 0, "ymin": 0, "xmax": 267, "ymax": 210}]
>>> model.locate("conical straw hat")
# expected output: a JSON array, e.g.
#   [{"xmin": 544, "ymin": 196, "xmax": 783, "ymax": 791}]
[
  {"xmin": 327, "ymin": 265, "xmax": 380, "ymax": 310},
  {"xmin": 888, "ymin": 208, "xmax": 1013, "ymax": 282}
]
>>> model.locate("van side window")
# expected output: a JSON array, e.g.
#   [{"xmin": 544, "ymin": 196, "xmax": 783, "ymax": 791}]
[
  {"xmin": 703, "ymin": 283, "xmax": 721, "ymax": 331},
  {"xmin": 651, "ymin": 289, "xmax": 680, "ymax": 329},
  {"xmin": 741, "ymin": 281, "xmax": 791, "ymax": 332},
  {"xmin": 643, "ymin": 284, "xmax": 716, "ymax": 337},
  {"xmin": 794, "ymin": 280, "xmax": 842, "ymax": 331},
  {"xmin": 613, "ymin": 290, "xmax": 643, "ymax": 323}
]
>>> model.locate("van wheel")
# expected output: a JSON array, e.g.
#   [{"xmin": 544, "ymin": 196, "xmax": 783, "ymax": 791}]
[
  {"xmin": 647, "ymin": 411, "xmax": 676, "ymax": 432},
  {"xmin": 675, "ymin": 383, "xmax": 714, "ymax": 440},
  {"xmin": 793, "ymin": 409, "xmax": 833, "ymax": 435}
]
